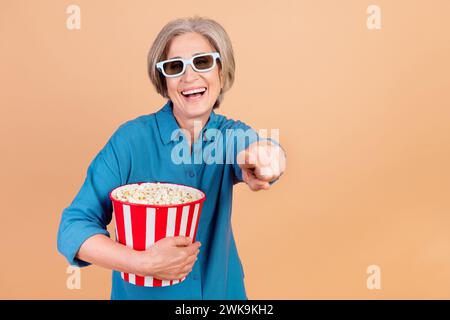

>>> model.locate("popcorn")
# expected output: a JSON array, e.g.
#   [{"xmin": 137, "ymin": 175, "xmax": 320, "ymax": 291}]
[
  {"xmin": 111, "ymin": 182, "xmax": 203, "ymax": 205},
  {"xmin": 110, "ymin": 182, "xmax": 206, "ymax": 287}
]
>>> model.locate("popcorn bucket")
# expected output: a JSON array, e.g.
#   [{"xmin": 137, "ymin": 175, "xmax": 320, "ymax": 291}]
[{"xmin": 109, "ymin": 182, "xmax": 206, "ymax": 287}]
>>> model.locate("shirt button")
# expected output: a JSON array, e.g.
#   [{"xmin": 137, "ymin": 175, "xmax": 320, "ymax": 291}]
[
  {"xmin": 193, "ymin": 275, "xmax": 199, "ymax": 280},
  {"xmin": 188, "ymin": 171, "xmax": 195, "ymax": 177}
]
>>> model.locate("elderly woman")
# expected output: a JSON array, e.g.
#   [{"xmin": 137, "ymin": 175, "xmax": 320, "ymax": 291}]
[{"xmin": 57, "ymin": 16, "xmax": 286, "ymax": 300}]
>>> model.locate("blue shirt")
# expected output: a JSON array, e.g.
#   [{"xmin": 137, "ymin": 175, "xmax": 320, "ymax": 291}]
[{"xmin": 57, "ymin": 100, "xmax": 277, "ymax": 300}]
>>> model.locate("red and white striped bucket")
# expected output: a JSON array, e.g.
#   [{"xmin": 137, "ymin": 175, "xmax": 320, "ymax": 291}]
[{"xmin": 109, "ymin": 182, "xmax": 206, "ymax": 287}]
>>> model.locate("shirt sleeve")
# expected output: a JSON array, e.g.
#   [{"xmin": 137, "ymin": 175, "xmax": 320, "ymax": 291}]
[
  {"xmin": 56, "ymin": 126, "xmax": 129, "ymax": 267},
  {"xmin": 227, "ymin": 120, "xmax": 283, "ymax": 185}
]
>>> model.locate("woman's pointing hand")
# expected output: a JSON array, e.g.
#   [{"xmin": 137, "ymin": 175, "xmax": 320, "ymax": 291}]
[{"xmin": 237, "ymin": 140, "xmax": 286, "ymax": 191}]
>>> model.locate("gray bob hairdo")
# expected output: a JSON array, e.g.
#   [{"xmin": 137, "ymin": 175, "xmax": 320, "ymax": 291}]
[{"xmin": 147, "ymin": 16, "xmax": 236, "ymax": 109}]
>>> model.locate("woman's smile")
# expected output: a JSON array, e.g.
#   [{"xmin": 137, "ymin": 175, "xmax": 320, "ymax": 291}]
[{"xmin": 180, "ymin": 86, "xmax": 208, "ymax": 103}]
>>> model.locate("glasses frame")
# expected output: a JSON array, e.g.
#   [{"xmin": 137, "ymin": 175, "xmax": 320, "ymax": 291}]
[{"xmin": 156, "ymin": 52, "xmax": 221, "ymax": 78}]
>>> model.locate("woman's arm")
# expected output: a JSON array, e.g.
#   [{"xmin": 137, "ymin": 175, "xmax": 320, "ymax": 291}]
[
  {"xmin": 76, "ymin": 234, "xmax": 142, "ymax": 275},
  {"xmin": 77, "ymin": 234, "xmax": 200, "ymax": 279}
]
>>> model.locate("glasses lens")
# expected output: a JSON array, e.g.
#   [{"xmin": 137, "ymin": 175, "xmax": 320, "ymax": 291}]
[
  {"xmin": 193, "ymin": 55, "xmax": 214, "ymax": 70},
  {"xmin": 163, "ymin": 60, "xmax": 184, "ymax": 75}
]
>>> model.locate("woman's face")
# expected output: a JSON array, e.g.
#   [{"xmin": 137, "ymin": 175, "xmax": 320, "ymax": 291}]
[{"xmin": 165, "ymin": 32, "xmax": 223, "ymax": 120}]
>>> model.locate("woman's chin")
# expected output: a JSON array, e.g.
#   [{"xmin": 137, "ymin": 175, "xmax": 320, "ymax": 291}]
[
  {"xmin": 188, "ymin": 109, "xmax": 212, "ymax": 119},
  {"xmin": 182, "ymin": 103, "xmax": 213, "ymax": 118},
  {"xmin": 172, "ymin": 96, "xmax": 215, "ymax": 119}
]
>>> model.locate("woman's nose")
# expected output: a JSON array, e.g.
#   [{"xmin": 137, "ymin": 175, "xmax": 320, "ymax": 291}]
[{"xmin": 182, "ymin": 63, "xmax": 199, "ymax": 81}]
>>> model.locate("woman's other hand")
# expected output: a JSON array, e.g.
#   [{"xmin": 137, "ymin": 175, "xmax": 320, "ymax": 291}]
[
  {"xmin": 136, "ymin": 236, "xmax": 201, "ymax": 281},
  {"xmin": 237, "ymin": 140, "xmax": 286, "ymax": 191}
]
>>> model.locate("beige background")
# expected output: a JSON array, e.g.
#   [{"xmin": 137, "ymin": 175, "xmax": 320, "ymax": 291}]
[{"xmin": 1, "ymin": 0, "xmax": 449, "ymax": 299}]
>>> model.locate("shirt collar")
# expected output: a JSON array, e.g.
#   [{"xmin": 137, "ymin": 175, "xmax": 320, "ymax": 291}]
[{"xmin": 155, "ymin": 100, "xmax": 218, "ymax": 145}]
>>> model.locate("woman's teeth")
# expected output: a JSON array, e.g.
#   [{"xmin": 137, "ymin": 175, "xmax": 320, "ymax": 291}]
[
  {"xmin": 181, "ymin": 87, "xmax": 207, "ymax": 100},
  {"xmin": 181, "ymin": 87, "xmax": 206, "ymax": 96}
]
